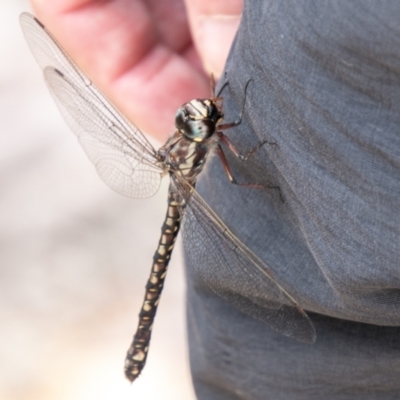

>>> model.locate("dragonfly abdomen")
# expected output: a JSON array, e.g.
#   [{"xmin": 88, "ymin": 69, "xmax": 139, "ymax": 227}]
[{"xmin": 124, "ymin": 188, "xmax": 184, "ymax": 382}]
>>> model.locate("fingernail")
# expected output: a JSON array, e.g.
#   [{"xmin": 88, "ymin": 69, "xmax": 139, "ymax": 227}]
[{"xmin": 194, "ymin": 15, "xmax": 241, "ymax": 78}]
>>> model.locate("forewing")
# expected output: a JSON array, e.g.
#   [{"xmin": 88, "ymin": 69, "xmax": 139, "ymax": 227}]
[
  {"xmin": 20, "ymin": 12, "xmax": 162, "ymax": 198},
  {"xmin": 174, "ymin": 177, "xmax": 316, "ymax": 344}
]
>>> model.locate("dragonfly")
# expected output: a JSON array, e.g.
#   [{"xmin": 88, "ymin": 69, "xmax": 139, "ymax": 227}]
[{"xmin": 20, "ymin": 12, "xmax": 316, "ymax": 382}]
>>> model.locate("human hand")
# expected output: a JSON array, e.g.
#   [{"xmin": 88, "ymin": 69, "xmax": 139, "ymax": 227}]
[{"xmin": 30, "ymin": 0, "xmax": 242, "ymax": 141}]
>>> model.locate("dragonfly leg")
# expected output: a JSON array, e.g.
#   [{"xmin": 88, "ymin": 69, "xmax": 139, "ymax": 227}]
[
  {"xmin": 216, "ymin": 80, "xmax": 230, "ymax": 98},
  {"xmin": 215, "ymin": 71, "xmax": 231, "ymax": 97},
  {"xmin": 218, "ymin": 131, "xmax": 276, "ymax": 161},
  {"xmin": 210, "ymin": 73, "xmax": 224, "ymax": 98},
  {"xmin": 217, "ymin": 78, "xmax": 253, "ymax": 129},
  {"xmin": 217, "ymin": 144, "xmax": 283, "ymax": 201}
]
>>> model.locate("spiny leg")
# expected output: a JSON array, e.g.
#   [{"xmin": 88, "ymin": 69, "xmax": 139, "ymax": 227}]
[
  {"xmin": 216, "ymin": 144, "xmax": 283, "ymax": 201},
  {"xmin": 215, "ymin": 79, "xmax": 275, "ymax": 162},
  {"xmin": 210, "ymin": 73, "xmax": 229, "ymax": 101},
  {"xmin": 213, "ymin": 74, "xmax": 250, "ymax": 115},
  {"xmin": 216, "ymin": 79, "xmax": 276, "ymax": 164},
  {"xmin": 218, "ymin": 131, "xmax": 275, "ymax": 161},
  {"xmin": 216, "ymin": 71, "xmax": 230, "ymax": 97},
  {"xmin": 217, "ymin": 132, "xmax": 282, "ymax": 200},
  {"xmin": 215, "ymin": 78, "xmax": 283, "ymax": 200},
  {"xmin": 210, "ymin": 73, "xmax": 217, "ymax": 97},
  {"xmin": 216, "ymin": 79, "xmax": 229, "ymax": 98},
  {"xmin": 217, "ymin": 78, "xmax": 253, "ymax": 130}
]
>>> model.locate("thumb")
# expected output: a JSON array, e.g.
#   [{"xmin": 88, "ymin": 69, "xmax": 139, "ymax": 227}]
[{"xmin": 184, "ymin": 0, "xmax": 243, "ymax": 78}]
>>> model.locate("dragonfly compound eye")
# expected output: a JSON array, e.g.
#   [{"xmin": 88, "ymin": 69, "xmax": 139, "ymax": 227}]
[{"xmin": 175, "ymin": 99, "xmax": 221, "ymax": 142}]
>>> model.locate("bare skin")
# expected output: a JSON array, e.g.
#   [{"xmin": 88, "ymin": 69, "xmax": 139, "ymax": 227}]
[{"xmin": 30, "ymin": 0, "xmax": 243, "ymax": 141}]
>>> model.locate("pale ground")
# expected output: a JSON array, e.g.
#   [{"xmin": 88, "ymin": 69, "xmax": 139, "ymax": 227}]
[{"xmin": 0, "ymin": 2, "xmax": 195, "ymax": 399}]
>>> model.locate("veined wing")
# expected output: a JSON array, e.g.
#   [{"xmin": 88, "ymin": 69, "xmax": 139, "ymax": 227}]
[
  {"xmin": 173, "ymin": 176, "xmax": 316, "ymax": 344},
  {"xmin": 20, "ymin": 12, "xmax": 162, "ymax": 199}
]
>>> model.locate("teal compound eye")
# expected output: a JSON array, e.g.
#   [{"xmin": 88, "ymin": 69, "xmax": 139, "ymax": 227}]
[{"xmin": 175, "ymin": 99, "xmax": 220, "ymax": 141}]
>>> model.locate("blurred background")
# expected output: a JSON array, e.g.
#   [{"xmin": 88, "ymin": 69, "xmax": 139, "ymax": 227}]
[{"xmin": 0, "ymin": 2, "xmax": 195, "ymax": 399}]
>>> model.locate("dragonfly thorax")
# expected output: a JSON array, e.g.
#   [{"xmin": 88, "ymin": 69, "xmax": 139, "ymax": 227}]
[{"xmin": 175, "ymin": 99, "xmax": 223, "ymax": 142}]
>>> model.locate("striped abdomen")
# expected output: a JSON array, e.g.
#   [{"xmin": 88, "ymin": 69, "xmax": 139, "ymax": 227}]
[{"xmin": 124, "ymin": 188, "xmax": 184, "ymax": 382}]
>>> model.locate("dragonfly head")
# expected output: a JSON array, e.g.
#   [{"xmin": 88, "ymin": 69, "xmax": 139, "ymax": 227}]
[{"xmin": 175, "ymin": 99, "xmax": 223, "ymax": 142}]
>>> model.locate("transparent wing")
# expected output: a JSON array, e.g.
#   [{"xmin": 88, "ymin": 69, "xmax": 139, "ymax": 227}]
[
  {"xmin": 20, "ymin": 12, "xmax": 162, "ymax": 198},
  {"xmin": 174, "ymin": 177, "xmax": 316, "ymax": 343}
]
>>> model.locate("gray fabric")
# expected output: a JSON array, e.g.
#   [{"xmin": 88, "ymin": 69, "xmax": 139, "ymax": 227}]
[{"xmin": 184, "ymin": 1, "xmax": 400, "ymax": 398}]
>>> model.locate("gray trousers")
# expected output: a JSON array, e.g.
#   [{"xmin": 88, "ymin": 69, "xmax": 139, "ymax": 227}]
[{"xmin": 184, "ymin": 1, "xmax": 400, "ymax": 398}]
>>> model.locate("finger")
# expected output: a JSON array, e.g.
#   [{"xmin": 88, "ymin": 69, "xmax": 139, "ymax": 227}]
[
  {"xmin": 183, "ymin": 0, "xmax": 243, "ymax": 78},
  {"xmin": 30, "ymin": 0, "xmax": 210, "ymax": 141}
]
